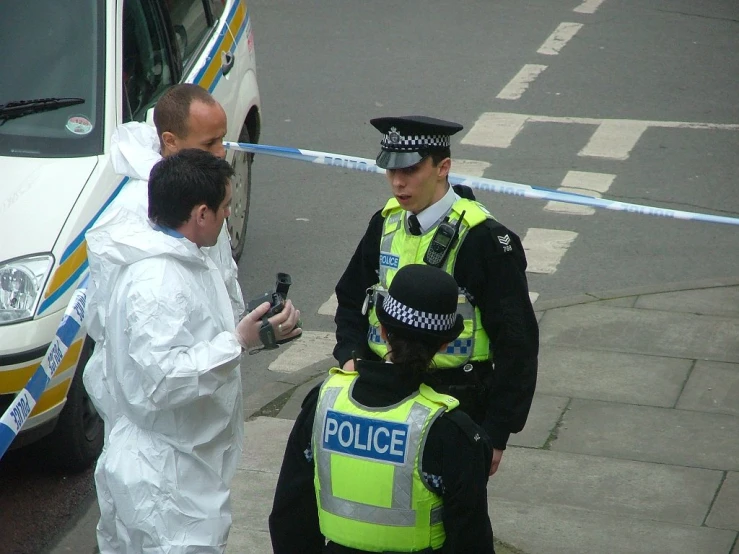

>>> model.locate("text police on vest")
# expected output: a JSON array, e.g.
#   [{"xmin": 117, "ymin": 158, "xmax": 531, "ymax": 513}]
[{"xmin": 322, "ymin": 410, "xmax": 409, "ymax": 464}]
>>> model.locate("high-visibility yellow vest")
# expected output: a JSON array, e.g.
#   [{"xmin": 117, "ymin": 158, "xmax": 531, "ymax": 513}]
[
  {"xmin": 313, "ymin": 368, "xmax": 459, "ymax": 552},
  {"xmin": 367, "ymin": 198, "xmax": 493, "ymax": 368}
]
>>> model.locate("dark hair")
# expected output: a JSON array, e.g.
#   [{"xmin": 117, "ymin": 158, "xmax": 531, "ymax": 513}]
[
  {"xmin": 153, "ymin": 83, "xmax": 216, "ymax": 140},
  {"xmin": 424, "ymin": 147, "xmax": 451, "ymax": 166},
  {"xmin": 148, "ymin": 149, "xmax": 234, "ymax": 229},
  {"xmin": 384, "ymin": 330, "xmax": 444, "ymax": 377}
]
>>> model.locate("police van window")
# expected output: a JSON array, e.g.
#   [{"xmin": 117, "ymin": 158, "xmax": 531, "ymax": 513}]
[
  {"xmin": 122, "ymin": 0, "xmax": 175, "ymax": 122},
  {"xmin": 166, "ymin": 0, "xmax": 212, "ymax": 66},
  {"xmin": 207, "ymin": 0, "xmax": 226, "ymax": 20},
  {"xmin": 0, "ymin": 0, "xmax": 105, "ymax": 158}
]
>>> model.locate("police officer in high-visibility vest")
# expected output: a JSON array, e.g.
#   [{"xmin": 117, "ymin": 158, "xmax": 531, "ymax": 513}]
[
  {"xmin": 333, "ymin": 115, "xmax": 539, "ymax": 477},
  {"xmin": 270, "ymin": 264, "xmax": 495, "ymax": 554}
]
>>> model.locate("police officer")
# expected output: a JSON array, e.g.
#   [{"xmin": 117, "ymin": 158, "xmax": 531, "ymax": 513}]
[
  {"xmin": 333, "ymin": 115, "xmax": 539, "ymax": 476},
  {"xmin": 270, "ymin": 264, "xmax": 495, "ymax": 553}
]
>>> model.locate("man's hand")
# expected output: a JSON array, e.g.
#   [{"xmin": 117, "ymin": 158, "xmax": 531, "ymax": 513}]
[
  {"xmin": 489, "ymin": 448, "xmax": 503, "ymax": 476},
  {"xmin": 342, "ymin": 359, "xmax": 356, "ymax": 372},
  {"xmin": 236, "ymin": 300, "xmax": 301, "ymax": 349}
]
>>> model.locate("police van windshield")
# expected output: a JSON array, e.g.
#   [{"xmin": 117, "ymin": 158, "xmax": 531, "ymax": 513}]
[{"xmin": 0, "ymin": 0, "xmax": 105, "ymax": 158}]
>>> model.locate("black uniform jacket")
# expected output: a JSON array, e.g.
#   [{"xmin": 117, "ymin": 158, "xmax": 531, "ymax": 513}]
[
  {"xmin": 333, "ymin": 185, "xmax": 539, "ymax": 449},
  {"xmin": 269, "ymin": 360, "xmax": 495, "ymax": 554}
]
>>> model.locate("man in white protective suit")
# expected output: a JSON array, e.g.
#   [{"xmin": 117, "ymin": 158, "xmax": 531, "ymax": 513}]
[
  {"xmin": 84, "ymin": 84, "xmax": 247, "ymax": 436},
  {"xmin": 83, "ymin": 84, "xmax": 301, "ymax": 552},
  {"xmin": 85, "ymin": 149, "xmax": 301, "ymax": 553}
]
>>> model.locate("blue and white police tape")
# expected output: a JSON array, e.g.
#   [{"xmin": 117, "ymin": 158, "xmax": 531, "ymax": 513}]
[
  {"xmin": 224, "ymin": 142, "xmax": 739, "ymax": 227},
  {"xmin": 0, "ymin": 275, "xmax": 89, "ymax": 460}
]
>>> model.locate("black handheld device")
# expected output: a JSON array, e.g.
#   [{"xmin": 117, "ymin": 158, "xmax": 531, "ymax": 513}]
[
  {"xmin": 246, "ymin": 272, "xmax": 292, "ymax": 317},
  {"xmin": 247, "ymin": 273, "xmax": 300, "ymax": 351},
  {"xmin": 423, "ymin": 211, "xmax": 465, "ymax": 268}
]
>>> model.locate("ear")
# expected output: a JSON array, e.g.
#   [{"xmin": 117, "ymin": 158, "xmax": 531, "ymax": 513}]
[
  {"xmin": 437, "ymin": 342, "xmax": 449, "ymax": 353},
  {"xmin": 161, "ymin": 131, "xmax": 179, "ymax": 155},
  {"xmin": 437, "ymin": 157, "xmax": 451, "ymax": 179},
  {"xmin": 193, "ymin": 204, "xmax": 209, "ymax": 225}
]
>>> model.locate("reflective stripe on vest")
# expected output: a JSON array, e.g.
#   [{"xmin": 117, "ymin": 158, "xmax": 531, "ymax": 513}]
[
  {"xmin": 312, "ymin": 370, "xmax": 456, "ymax": 551},
  {"xmin": 368, "ymin": 198, "xmax": 493, "ymax": 367}
]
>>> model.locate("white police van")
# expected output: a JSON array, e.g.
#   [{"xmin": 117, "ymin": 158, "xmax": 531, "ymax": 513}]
[{"xmin": 0, "ymin": 0, "xmax": 261, "ymax": 470}]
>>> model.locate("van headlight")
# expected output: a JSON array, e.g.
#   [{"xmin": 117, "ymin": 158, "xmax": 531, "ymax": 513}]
[{"xmin": 0, "ymin": 255, "xmax": 54, "ymax": 325}]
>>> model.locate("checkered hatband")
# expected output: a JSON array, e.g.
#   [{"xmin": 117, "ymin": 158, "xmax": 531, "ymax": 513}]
[
  {"xmin": 382, "ymin": 293, "xmax": 457, "ymax": 331},
  {"xmin": 381, "ymin": 127, "xmax": 451, "ymax": 152}
]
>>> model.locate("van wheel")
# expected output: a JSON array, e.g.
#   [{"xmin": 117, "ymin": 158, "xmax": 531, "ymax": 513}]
[
  {"xmin": 46, "ymin": 336, "xmax": 103, "ymax": 472},
  {"xmin": 228, "ymin": 123, "xmax": 253, "ymax": 262}
]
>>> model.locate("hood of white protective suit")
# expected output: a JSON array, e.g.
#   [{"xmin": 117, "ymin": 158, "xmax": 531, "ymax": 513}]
[
  {"xmin": 110, "ymin": 121, "xmax": 162, "ymax": 180},
  {"xmin": 85, "ymin": 208, "xmax": 210, "ymax": 336},
  {"xmin": 0, "ymin": 156, "xmax": 97, "ymax": 261}
]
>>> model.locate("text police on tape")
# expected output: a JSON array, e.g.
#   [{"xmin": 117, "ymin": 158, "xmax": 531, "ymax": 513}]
[{"xmin": 322, "ymin": 410, "xmax": 409, "ymax": 464}]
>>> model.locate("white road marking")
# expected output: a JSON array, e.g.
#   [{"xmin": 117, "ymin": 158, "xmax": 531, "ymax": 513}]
[
  {"xmin": 545, "ymin": 188, "xmax": 598, "ymax": 215},
  {"xmin": 537, "ymin": 22, "xmax": 583, "ymax": 56},
  {"xmin": 529, "ymin": 292, "xmax": 540, "ymax": 304},
  {"xmin": 544, "ymin": 171, "xmax": 616, "ymax": 215},
  {"xmin": 496, "ymin": 64, "xmax": 548, "ymax": 100},
  {"xmin": 268, "ymin": 331, "xmax": 336, "ymax": 373},
  {"xmin": 461, "ymin": 112, "xmax": 739, "ymax": 157},
  {"xmin": 461, "ymin": 113, "xmax": 529, "ymax": 148},
  {"xmin": 579, "ymin": 119, "xmax": 650, "ymax": 160},
  {"xmin": 522, "ymin": 228, "xmax": 578, "ymax": 274},
  {"xmin": 574, "ymin": 0, "xmax": 606, "ymax": 13},
  {"xmin": 453, "ymin": 159, "xmax": 491, "ymax": 177},
  {"xmin": 318, "ymin": 293, "xmax": 338, "ymax": 316},
  {"xmin": 560, "ymin": 170, "xmax": 616, "ymax": 194}
]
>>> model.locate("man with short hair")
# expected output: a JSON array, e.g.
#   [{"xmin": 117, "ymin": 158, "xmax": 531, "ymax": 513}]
[
  {"xmin": 83, "ymin": 85, "xmax": 301, "ymax": 551},
  {"xmin": 333, "ymin": 115, "xmax": 539, "ymax": 478},
  {"xmin": 93, "ymin": 83, "xmax": 239, "ymax": 322},
  {"xmin": 87, "ymin": 149, "xmax": 300, "ymax": 553},
  {"xmin": 153, "ymin": 82, "xmax": 229, "ymax": 159}
]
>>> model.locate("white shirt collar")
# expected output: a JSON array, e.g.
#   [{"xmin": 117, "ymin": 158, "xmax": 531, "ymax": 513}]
[{"xmin": 409, "ymin": 185, "xmax": 459, "ymax": 234}]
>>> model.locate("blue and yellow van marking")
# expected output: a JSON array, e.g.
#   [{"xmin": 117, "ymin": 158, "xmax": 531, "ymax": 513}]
[
  {"xmin": 38, "ymin": 177, "xmax": 130, "ymax": 314},
  {"xmin": 38, "ymin": 0, "xmax": 251, "ymax": 315},
  {"xmin": 193, "ymin": 0, "xmax": 248, "ymax": 93},
  {"xmin": 0, "ymin": 340, "xmax": 83, "ymax": 397}
]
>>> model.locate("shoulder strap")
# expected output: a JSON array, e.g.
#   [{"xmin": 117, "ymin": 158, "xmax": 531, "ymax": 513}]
[
  {"xmin": 452, "ymin": 198, "xmax": 495, "ymax": 227},
  {"xmin": 441, "ymin": 410, "xmax": 489, "ymax": 448},
  {"xmin": 418, "ymin": 383, "xmax": 460, "ymax": 410}
]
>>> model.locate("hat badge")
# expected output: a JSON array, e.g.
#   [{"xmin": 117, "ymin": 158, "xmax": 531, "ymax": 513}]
[{"xmin": 387, "ymin": 127, "xmax": 401, "ymax": 144}]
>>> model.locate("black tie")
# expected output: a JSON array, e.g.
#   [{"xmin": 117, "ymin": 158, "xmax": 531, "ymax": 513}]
[{"xmin": 408, "ymin": 214, "xmax": 422, "ymax": 236}]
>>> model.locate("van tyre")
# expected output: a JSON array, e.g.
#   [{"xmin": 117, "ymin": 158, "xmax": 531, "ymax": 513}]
[
  {"xmin": 228, "ymin": 123, "xmax": 253, "ymax": 262},
  {"xmin": 46, "ymin": 336, "xmax": 103, "ymax": 472}
]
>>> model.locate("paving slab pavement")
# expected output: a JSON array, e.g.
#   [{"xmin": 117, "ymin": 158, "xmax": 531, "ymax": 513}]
[
  {"xmin": 553, "ymin": 399, "xmax": 739, "ymax": 471},
  {"xmin": 47, "ymin": 280, "xmax": 739, "ymax": 554},
  {"xmin": 489, "ymin": 499, "xmax": 737, "ymax": 554}
]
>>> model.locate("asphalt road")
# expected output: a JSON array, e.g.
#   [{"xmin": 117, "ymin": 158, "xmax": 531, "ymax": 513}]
[
  {"xmin": 240, "ymin": 0, "xmax": 739, "ymax": 393},
  {"xmin": 3, "ymin": 1, "xmax": 738, "ymax": 552}
]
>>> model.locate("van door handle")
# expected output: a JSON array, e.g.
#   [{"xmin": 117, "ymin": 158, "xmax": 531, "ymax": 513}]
[{"xmin": 221, "ymin": 51, "xmax": 235, "ymax": 75}]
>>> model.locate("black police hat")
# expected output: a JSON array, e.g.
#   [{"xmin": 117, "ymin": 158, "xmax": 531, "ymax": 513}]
[
  {"xmin": 376, "ymin": 264, "xmax": 464, "ymax": 344},
  {"xmin": 370, "ymin": 115, "xmax": 464, "ymax": 170}
]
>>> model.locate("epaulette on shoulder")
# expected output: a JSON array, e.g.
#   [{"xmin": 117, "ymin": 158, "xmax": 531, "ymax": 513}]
[
  {"xmin": 482, "ymin": 219, "xmax": 518, "ymax": 255},
  {"xmin": 442, "ymin": 410, "xmax": 488, "ymax": 447}
]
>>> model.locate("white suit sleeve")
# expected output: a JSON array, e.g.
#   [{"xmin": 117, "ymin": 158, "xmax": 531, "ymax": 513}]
[{"xmin": 122, "ymin": 279, "xmax": 242, "ymax": 413}]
